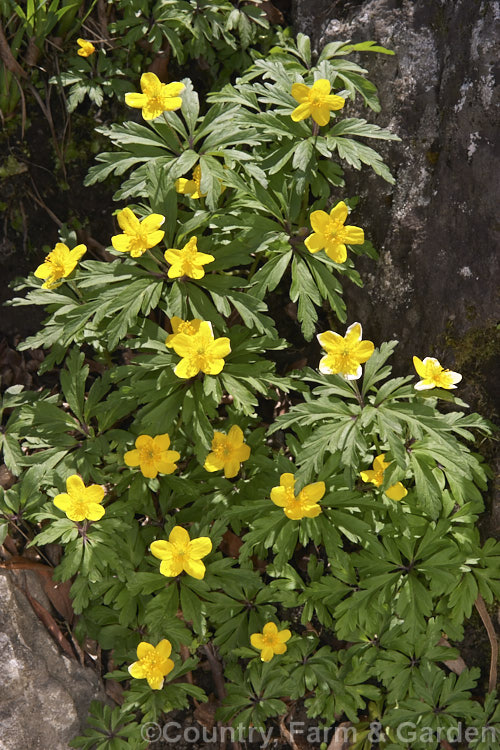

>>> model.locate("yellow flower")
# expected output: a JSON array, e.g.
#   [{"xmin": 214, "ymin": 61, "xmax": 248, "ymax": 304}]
[
  {"xmin": 175, "ymin": 164, "xmax": 226, "ymax": 199},
  {"xmin": 317, "ymin": 322, "xmax": 374, "ymax": 380},
  {"xmin": 250, "ymin": 622, "xmax": 291, "ymax": 662},
  {"xmin": 360, "ymin": 454, "xmax": 408, "ymax": 502},
  {"xmin": 171, "ymin": 321, "xmax": 230, "ymax": 379},
  {"xmin": 165, "ymin": 316, "xmax": 203, "ymax": 348},
  {"xmin": 124, "ymin": 434, "xmax": 180, "ymax": 479},
  {"xmin": 291, "ymin": 78, "xmax": 345, "ymax": 126},
  {"xmin": 413, "ymin": 356, "xmax": 462, "ymax": 390},
  {"xmin": 270, "ymin": 473, "xmax": 325, "ymax": 520},
  {"xmin": 150, "ymin": 526, "xmax": 212, "ymax": 580},
  {"xmin": 34, "ymin": 242, "xmax": 86, "ymax": 289},
  {"xmin": 76, "ymin": 38, "xmax": 95, "ymax": 57},
  {"xmin": 125, "ymin": 73, "xmax": 184, "ymax": 121},
  {"xmin": 175, "ymin": 164, "xmax": 206, "ymax": 199},
  {"xmin": 164, "ymin": 236, "xmax": 214, "ymax": 279},
  {"xmin": 305, "ymin": 201, "xmax": 364, "ymax": 263},
  {"xmin": 128, "ymin": 640, "xmax": 174, "ymax": 690},
  {"xmin": 53, "ymin": 475, "xmax": 105, "ymax": 522},
  {"xmin": 204, "ymin": 425, "xmax": 251, "ymax": 478},
  {"xmin": 111, "ymin": 207, "xmax": 165, "ymax": 258}
]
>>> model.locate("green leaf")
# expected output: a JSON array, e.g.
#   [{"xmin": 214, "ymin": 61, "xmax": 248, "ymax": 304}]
[{"xmin": 60, "ymin": 349, "xmax": 88, "ymax": 422}]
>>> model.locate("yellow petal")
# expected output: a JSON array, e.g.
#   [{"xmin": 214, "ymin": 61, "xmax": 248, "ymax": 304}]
[
  {"xmin": 140, "ymin": 72, "xmax": 162, "ymax": 95},
  {"xmin": 141, "ymin": 213, "xmax": 165, "ymax": 233},
  {"xmin": 311, "ymin": 78, "xmax": 331, "ymax": 96},
  {"xmin": 354, "ymin": 340, "xmax": 375, "ymax": 363},
  {"xmin": 325, "ymin": 94, "xmax": 345, "ymax": 110},
  {"xmin": 111, "ymin": 234, "xmax": 132, "ymax": 253},
  {"xmin": 343, "ymin": 226, "xmax": 364, "ymax": 244},
  {"xmin": 156, "ymin": 639, "xmax": 172, "ymax": 659},
  {"xmin": 304, "ymin": 233, "xmax": 324, "ymax": 253},
  {"xmin": 373, "ymin": 454, "xmax": 388, "ymax": 472},
  {"xmin": 291, "ymin": 83, "xmax": 310, "ymax": 103},
  {"xmin": 124, "ymin": 450, "xmax": 140, "ymax": 468},
  {"xmin": 169, "ymin": 525, "xmax": 190, "ymax": 547},
  {"xmin": 137, "ymin": 642, "xmax": 155, "ymax": 659},
  {"xmin": 128, "ymin": 661, "xmax": 147, "ymax": 679},
  {"xmin": 162, "ymin": 97, "xmax": 183, "ymax": 111},
  {"xmin": 153, "ymin": 433, "xmax": 171, "ymax": 451},
  {"xmin": 125, "ymin": 92, "xmax": 148, "ymax": 109},
  {"xmin": 223, "ymin": 459, "xmax": 240, "ymax": 479},
  {"xmin": 155, "ymin": 454, "xmax": 179, "ymax": 474},
  {"xmin": 385, "ymin": 483, "xmax": 408, "ymax": 501},
  {"xmin": 260, "ymin": 646, "xmax": 275, "ymax": 662},
  {"xmin": 146, "ymin": 674, "xmax": 164, "ymax": 690},
  {"xmin": 202, "ymin": 358, "xmax": 225, "ymax": 375},
  {"xmin": 273, "ymin": 642, "xmax": 288, "ymax": 654},
  {"xmin": 344, "ymin": 322, "xmax": 362, "ymax": 344},
  {"xmin": 175, "ymin": 357, "xmax": 200, "ymax": 379},
  {"xmin": 84, "ymin": 484, "xmax": 105, "ymax": 504},
  {"xmin": 227, "ymin": 425, "xmax": 244, "ymax": 446},
  {"xmin": 208, "ymin": 337, "xmax": 231, "ymax": 359},
  {"xmin": 140, "ymin": 459, "xmax": 158, "ymax": 479},
  {"xmin": 250, "ymin": 633, "xmax": 265, "ymax": 649},
  {"xmin": 309, "ymin": 209, "xmax": 330, "ymax": 234},
  {"xmin": 270, "ymin": 486, "xmax": 287, "ymax": 507},
  {"xmin": 277, "ymin": 629, "xmax": 292, "ymax": 643},
  {"xmin": 34, "ymin": 262, "xmax": 52, "ymax": 279},
  {"xmin": 85, "ymin": 503, "xmax": 105, "ymax": 521},
  {"xmin": 189, "ymin": 537, "xmax": 212, "ymax": 559},
  {"xmin": 301, "ymin": 481, "xmax": 325, "ymax": 503},
  {"xmin": 312, "ymin": 106, "xmax": 331, "ymax": 126},
  {"xmin": 175, "ymin": 178, "xmax": 197, "ymax": 195},
  {"xmin": 150, "ymin": 540, "xmax": 172, "ymax": 560},
  {"xmin": 69, "ymin": 244, "xmax": 87, "ymax": 262},
  {"xmin": 330, "ymin": 201, "xmax": 349, "ymax": 224},
  {"xmin": 280, "ymin": 473, "xmax": 295, "ymax": 489},
  {"xmin": 183, "ymin": 558, "xmax": 206, "ymax": 579},
  {"xmin": 66, "ymin": 475, "xmax": 85, "ymax": 495},
  {"xmin": 412, "ymin": 356, "xmax": 426, "ymax": 377},
  {"xmin": 291, "ymin": 102, "xmax": 311, "ymax": 122},
  {"xmin": 163, "ymin": 81, "xmax": 185, "ymax": 97},
  {"xmin": 144, "ymin": 230, "xmax": 165, "ymax": 249},
  {"xmin": 159, "ymin": 558, "xmax": 183, "ymax": 577},
  {"xmin": 53, "ymin": 493, "xmax": 71, "ymax": 512},
  {"xmin": 263, "ymin": 622, "xmax": 278, "ymax": 636},
  {"xmin": 204, "ymin": 453, "xmax": 224, "ymax": 472},
  {"xmin": 324, "ymin": 243, "xmax": 347, "ymax": 263},
  {"xmin": 117, "ymin": 207, "xmax": 140, "ymax": 234}
]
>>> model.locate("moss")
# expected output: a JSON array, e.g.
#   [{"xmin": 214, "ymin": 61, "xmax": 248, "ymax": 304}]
[{"xmin": 444, "ymin": 319, "xmax": 500, "ymax": 421}]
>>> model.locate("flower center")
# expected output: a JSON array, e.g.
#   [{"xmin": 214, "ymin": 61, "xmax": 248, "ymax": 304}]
[
  {"xmin": 139, "ymin": 445, "xmax": 160, "ymax": 463},
  {"xmin": 284, "ymin": 488, "xmax": 299, "ymax": 505},
  {"xmin": 73, "ymin": 499, "xmax": 88, "ymax": 515},
  {"xmin": 182, "ymin": 246, "xmax": 198, "ymax": 262},
  {"xmin": 262, "ymin": 633, "xmax": 279, "ymax": 647},
  {"xmin": 179, "ymin": 321, "xmax": 195, "ymax": 335},
  {"xmin": 309, "ymin": 93, "xmax": 326, "ymax": 108},
  {"xmin": 46, "ymin": 253, "xmax": 66, "ymax": 278},
  {"xmin": 214, "ymin": 442, "xmax": 232, "ymax": 460},
  {"xmin": 173, "ymin": 541, "xmax": 190, "ymax": 562},
  {"xmin": 142, "ymin": 652, "xmax": 162, "ymax": 673},
  {"xmin": 325, "ymin": 219, "xmax": 345, "ymax": 243}
]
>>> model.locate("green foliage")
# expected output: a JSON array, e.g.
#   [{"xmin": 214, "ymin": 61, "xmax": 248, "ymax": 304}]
[{"xmin": 1, "ymin": 13, "xmax": 497, "ymax": 750}]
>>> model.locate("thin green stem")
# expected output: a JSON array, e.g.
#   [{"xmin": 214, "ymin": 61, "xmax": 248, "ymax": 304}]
[
  {"xmin": 67, "ymin": 279, "xmax": 83, "ymax": 300},
  {"xmin": 147, "ymin": 248, "xmax": 168, "ymax": 272},
  {"xmin": 350, "ymin": 379, "xmax": 365, "ymax": 408}
]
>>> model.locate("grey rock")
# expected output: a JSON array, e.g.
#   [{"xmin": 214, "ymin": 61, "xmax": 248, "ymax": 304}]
[
  {"xmin": 293, "ymin": 0, "xmax": 499, "ymax": 414},
  {"xmin": 0, "ymin": 571, "xmax": 104, "ymax": 750}
]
